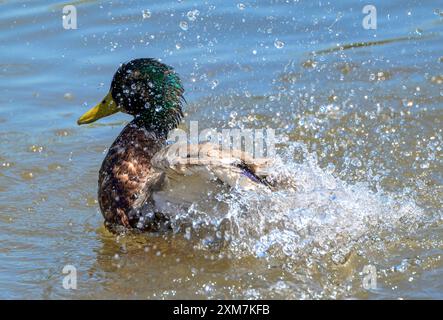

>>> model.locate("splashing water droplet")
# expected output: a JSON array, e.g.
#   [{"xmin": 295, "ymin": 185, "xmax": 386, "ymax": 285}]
[
  {"xmin": 326, "ymin": 163, "xmax": 335, "ymax": 174},
  {"xmin": 142, "ymin": 10, "xmax": 151, "ymax": 19},
  {"xmin": 211, "ymin": 79, "xmax": 219, "ymax": 89},
  {"xmin": 186, "ymin": 9, "xmax": 200, "ymax": 21},
  {"xmin": 179, "ymin": 21, "xmax": 188, "ymax": 31},
  {"xmin": 351, "ymin": 158, "xmax": 362, "ymax": 167},
  {"xmin": 274, "ymin": 39, "xmax": 285, "ymax": 49}
]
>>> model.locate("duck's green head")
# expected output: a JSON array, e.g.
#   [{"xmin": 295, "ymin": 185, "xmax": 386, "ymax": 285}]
[{"xmin": 77, "ymin": 58, "xmax": 184, "ymax": 135}]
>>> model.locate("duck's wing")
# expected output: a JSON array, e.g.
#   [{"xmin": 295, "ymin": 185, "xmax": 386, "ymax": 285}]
[
  {"xmin": 150, "ymin": 142, "xmax": 274, "ymax": 217},
  {"xmin": 151, "ymin": 141, "xmax": 274, "ymax": 190}
]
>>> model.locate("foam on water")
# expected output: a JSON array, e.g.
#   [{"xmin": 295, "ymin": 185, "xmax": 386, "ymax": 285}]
[{"xmin": 169, "ymin": 141, "xmax": 424, "ymax": 264}]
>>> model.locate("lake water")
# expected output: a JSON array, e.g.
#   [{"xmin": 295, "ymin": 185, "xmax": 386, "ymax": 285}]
[{"xmin": 0, "ymin": 0, "xmax": 442, "ymax": 299}]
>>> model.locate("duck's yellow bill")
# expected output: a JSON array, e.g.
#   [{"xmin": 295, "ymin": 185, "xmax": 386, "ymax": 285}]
[{"xmin": 77, "ymin": 92, "xmax": 120, "ymax": 125}]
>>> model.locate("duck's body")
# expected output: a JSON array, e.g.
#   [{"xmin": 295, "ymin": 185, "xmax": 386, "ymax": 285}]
[
  {"xmin": 78, "ymin": 58, "xmax": 272, "ymax": 232},
  {"xmin": 98, "ymin": 121, "xmax": 167, "ymax": 231}
]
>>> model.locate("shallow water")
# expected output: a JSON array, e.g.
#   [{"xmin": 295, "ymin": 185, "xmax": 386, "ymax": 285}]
[{"xmin": 0, "ymin": 0, "xmax": 442, "ymax": 299}]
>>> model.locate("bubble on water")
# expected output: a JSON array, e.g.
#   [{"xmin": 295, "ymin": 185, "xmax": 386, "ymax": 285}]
[
  {"xmin": 179, "ymin": 21, "xmax": 188, "ymax": 31},
  {"xmin": 274, "ymin": 39, "xmax": 285, "ymax": 49},
  {"xmin": 237, "ymin": 3, "xmax": 246, "ymax": 10},
  {"xmin": 142, "ymin": 9, "xmax": 151, "ymax": 19},
  {"xmin": 186, "ymin": 9, "xmax": 200, "ymax": 21}
]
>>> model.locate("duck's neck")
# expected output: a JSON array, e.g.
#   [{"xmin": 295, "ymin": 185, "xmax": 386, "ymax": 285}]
[{"xmin": 132, "ymin": 117, "xmax": 172, "ymax": 139}]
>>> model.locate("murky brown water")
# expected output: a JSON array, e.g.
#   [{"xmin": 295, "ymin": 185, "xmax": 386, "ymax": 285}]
[{"xmin": 0, "ymin": 0, "xmax": 442, "ymax": 299}]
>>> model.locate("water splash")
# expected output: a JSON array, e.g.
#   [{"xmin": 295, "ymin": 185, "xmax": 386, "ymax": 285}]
[{"xmin": 169, "ymin": 141, "xmax": 424, "ymax": 264}]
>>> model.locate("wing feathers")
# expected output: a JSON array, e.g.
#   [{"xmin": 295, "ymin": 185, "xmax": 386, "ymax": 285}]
[{"xmin": 151, "ymin": 142, "xmax": 274, "ymax": 190}]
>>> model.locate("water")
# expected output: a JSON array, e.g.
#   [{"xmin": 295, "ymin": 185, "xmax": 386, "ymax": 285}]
[{"xmin": 0, "ymin": 0, "xmax": 442, "ymax": 299}]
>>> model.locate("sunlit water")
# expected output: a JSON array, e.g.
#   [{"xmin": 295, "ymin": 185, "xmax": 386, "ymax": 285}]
[{"xmin": 0, "ymin": 0, "xmax": 442, "ymax": 299}]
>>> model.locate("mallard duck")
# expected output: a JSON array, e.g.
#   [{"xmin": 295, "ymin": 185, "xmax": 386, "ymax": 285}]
[{"xmin": 78, "ymin": 58, "xmax": 273, "ymax": 232}]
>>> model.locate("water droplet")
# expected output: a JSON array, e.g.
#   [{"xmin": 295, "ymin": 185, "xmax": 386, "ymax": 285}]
[
  {"xmin": 186, "ymin": 9, "xmax": 200, "ymax": 21},
  {"xmin": 142, "ymin": 10, "xmax": 151, "ymax": 19},
  {"xmin": 420, "ymin": 162, "xmax": 430, "ymax": 169},
  {"xmin": 63, "ymin": 92, "xmax": 74, "ymax": 100},
  {"xmin": 326, "ymin": 163, "xmax": 335, "ymax": 174},
  {"xmin": 302, "ymin": 59, "xmax": 317, "ymax": 68},
  {"xmin": 211, "ymin": 79, "xmax": 219, "ymax": 89},
  {"xmin": 402, "ymin": 99, "xmax": 414, "ymax": 107},
  {"xmin": 184, "ymin": 227, "xmax": 191, "ymax": 240},
  {"xmin": 237, "ymin": 3, "xmax": 246, "ymax": 10},
  {"xmin": 179, "ymin": 21, "xmax": 188, "ymax": 31},
  {"xmin": 393, "ymin": 259, "xmax": 409, "ymax": 273},
  {"xmin": 274, "ymin": 39, "xmax": 285, "ymax": 49},
  {"xmin": 351, "ymin": 158, "xmax": 362, "ymax": 167}
]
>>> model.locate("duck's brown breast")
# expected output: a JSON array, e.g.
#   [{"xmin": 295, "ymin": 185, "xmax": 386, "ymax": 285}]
[{"xmin": 98, "ymin": 121, "xmax": 166, "ymax": 230}]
